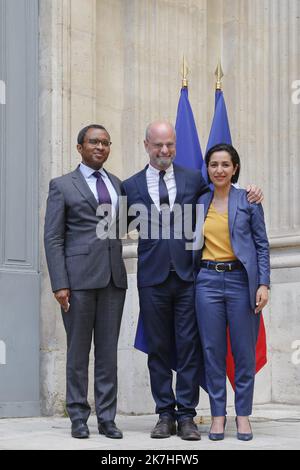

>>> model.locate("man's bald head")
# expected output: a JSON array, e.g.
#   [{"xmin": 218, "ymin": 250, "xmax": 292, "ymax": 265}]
[
  {"xmin": 144, "ymin": 121, "xmax": 177, "ymax": 171},
  {"xmin": 145, "ymin": 121, "xmax": 176, "ymax": 142}
]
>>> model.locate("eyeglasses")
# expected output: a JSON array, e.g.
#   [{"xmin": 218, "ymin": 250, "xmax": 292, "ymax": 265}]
[
  {"xmin": 87, "ymin": 139, "xmax": 112, "ymax": 147},
  {"xmin": 147, "ymin": 141, "xmax": 176, "ymax": 150}
]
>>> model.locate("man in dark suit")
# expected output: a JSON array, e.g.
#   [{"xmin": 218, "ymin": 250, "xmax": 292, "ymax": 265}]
[
  {"xmin": 122, "ymin": 121, "xmax": 209, "ymax": 441},
  {"xmin": 44, "ymin": 125, "xmax": 127, "ymax": 439}
]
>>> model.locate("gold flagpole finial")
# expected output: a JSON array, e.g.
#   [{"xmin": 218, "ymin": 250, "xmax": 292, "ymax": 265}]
[
  {"xmin": 215, "ymin": 60, "xmax": 224, "ymax": 90},
  {"xmin": 181, "ymin": 56, "xmax": 189, "ymax": 88}
]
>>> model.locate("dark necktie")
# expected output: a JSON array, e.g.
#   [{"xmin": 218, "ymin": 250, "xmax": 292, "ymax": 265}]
[
  {"xmin": 93, "ymin": 171, "xmax": 112, "ymax": 205},
  {"xmin": 159, "ymin": 170, "xmax": 170, "ymax": 209}
]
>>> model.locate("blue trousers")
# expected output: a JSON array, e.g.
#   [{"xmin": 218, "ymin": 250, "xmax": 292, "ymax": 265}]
[
  {"xmin": 195, "ymin": 267, "xmax": 260, "ymax": 417},
  {"xmin": 139, "ymin": 272, "xmax": 201, "ymax": 422}
]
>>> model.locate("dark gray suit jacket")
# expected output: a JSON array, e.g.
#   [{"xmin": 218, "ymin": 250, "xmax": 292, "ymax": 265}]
[{"xmin": 44, "ymin": 166, "xmax": 127, "ymax": 292}]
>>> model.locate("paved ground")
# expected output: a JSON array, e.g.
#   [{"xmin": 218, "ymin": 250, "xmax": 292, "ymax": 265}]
[{"xmin": 0, "ymin": 404, "xmax": 299, "ymax": 450}]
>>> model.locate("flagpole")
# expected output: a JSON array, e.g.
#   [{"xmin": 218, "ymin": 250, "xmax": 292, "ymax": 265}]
[
  {"xmin": 181, "ymin": 56, "xmax": 206, "ymax": 425},
  {"xmin": 181, "ymin": 55, "xmax": 189, "ymax": 88},
  {"xmin": 177, "ymin": 56, "xmax": 208, "ymax": 424},
  {"xmin": 215, "ymin": 60, "xmax": 224, "ymax": 90},
  {"xmin": 209, "ymin": 60, "xmax": 268, "ymax": 388}
]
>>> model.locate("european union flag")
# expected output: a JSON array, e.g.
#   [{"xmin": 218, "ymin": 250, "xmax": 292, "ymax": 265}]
[
  {"xmin": 174, "ymin": 87, "xmax": 204, "ymax": 170},
  {"xmin": 202, "ymin": 89, "xmax": 232, "ymax": 182}
]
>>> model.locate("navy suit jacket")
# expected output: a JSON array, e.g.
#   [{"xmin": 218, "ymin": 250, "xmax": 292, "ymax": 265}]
[
  {"xmin": 121, "ymin": 164, "xmax": 209, "ymax": 287},
  {"xmin": 194, "ymin": 186, "xmax": 270, "ymax": 309}
]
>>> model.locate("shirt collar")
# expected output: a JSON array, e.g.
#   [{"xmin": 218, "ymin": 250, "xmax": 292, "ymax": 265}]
[
  {"xmin": 148, "ymin": 163, "xmax": 174, "ymax": 177},
  {"xmin": 80, "ymin": 162, "xmax": 107, "ymax": 178}
]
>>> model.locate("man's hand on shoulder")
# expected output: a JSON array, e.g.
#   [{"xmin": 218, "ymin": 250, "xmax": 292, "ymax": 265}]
[
  {"xmin": 54, "ymin": 289, "xmax": 70, "ymax": 313},
  {"xmin": 246, "ymin": 184, "xmax": 264, "ymax": 204}
]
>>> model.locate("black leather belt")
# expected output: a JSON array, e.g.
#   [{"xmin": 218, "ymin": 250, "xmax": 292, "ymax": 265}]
[{"xmin": 200, "ymin": 261, "xmax": 244, "ymax": 272}]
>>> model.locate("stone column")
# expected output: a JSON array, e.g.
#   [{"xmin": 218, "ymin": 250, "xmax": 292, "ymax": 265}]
[
  {"xmin": 221, "ymin": 0, "xmax": 300, "ymax": 404},
  {"xmin": 39, "ymin": 0, "xmax": 98, "ymax": 415}
]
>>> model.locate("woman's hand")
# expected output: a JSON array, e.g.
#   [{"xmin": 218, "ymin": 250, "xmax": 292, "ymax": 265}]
[{"xmin": 255, "ymin": 285, "xmax": 269, "ymax": 314}]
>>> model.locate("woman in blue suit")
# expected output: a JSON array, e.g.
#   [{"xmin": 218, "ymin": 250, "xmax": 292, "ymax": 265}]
[{"xmin": 195, "ymin": 143, "xmax": 270, "ymax": 441}]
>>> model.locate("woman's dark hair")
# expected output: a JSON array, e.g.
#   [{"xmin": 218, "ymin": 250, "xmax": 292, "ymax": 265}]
[
  {"xmin": 77, "ymin": 124, "xmax": 109, "ymax": 145},
  {"xmin": 205, "ymin": 143, "xmax": 241, "ymax": 184}
]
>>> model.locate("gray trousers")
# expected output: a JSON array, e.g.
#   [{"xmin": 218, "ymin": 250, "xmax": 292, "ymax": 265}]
[{"xmin": 62, "ymin": 281, "xmax": 126, "ymax": 424}]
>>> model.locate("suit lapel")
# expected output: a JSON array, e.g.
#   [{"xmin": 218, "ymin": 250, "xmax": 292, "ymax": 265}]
[
  {"xmin": 105, "ymin": 171, "xmax": 123, "ymax": 220},
  {"xmin": 194, "ymin": 191, "xmax": 212, "ymax": 252},
  {"xmin": 228, "ymin": 186, "xmax": 239, "ymax": 236},
  {"xmin": 72, "ymin": 166, "xmax": 98, "ymax": 212},
  {"xmin": 135, "ymin": 166, "xmax": 157, "ymax": 209},
  {"xmin": 105, "ymin": 171, "xmax": 121, "ymax": 197},
  {"xmin": 173, "ymin": 164, "xmax": 186, "ymax": 205},
  {"xmin": 203, "ymin": 191, "xmax": 214, "ymax": 218}
]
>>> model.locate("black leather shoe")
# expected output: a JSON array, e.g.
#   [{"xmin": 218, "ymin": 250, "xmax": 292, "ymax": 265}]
[
  {"xmin": 98, "ymin": 421, "xmax": 123, "ymax": 439},
  {"xmin": 71, "ymin": 420, "xmax": 90, "ymax": 439},
  {"xmin": 177, "ymin": 418, "xmax": 201, "ymax": 441},
  {"xmin": 151, "ymin": 417, "xmax": 177, "ymax": 439}
]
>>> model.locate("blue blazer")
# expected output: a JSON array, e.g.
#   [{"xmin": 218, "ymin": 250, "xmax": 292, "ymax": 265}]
[
  {"xmin": 194, "ymin": 186, "xmax": 270, "ymax": 310},
  {"xmin": 122, "ymin": 164, "xmax": 209, "ymax": 288}
]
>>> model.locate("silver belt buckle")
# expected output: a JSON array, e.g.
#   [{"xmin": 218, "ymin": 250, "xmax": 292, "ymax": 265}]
[{"xmin": 216, "ymin": 263, "xmax": 226, "ymax": 273}]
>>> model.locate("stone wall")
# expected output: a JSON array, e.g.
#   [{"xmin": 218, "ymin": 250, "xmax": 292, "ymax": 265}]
[{"xmin": 39, "ymin": 0, "xmax": 300, "ymax": 415}]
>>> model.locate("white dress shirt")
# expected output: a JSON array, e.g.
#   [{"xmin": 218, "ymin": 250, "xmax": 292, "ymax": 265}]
[
  {"xmin": 79, "ymin": 162, "xmax": 118, "ymax": 215},
  {"xmin": 146, "ymin": 163, "xmax": 177, "ymax": 211}
]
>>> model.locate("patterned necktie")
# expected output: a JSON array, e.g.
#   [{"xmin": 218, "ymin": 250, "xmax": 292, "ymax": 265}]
[
  {"xmin": 93, "ymin": 171, "xmax": 112, "ymax": 205},
  {"xmin": 159, "ymin": 170, "xmax": 170, "ymax": 208}
]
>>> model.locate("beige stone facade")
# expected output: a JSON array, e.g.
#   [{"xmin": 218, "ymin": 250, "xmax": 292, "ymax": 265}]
[{"xmin": 39, "ymin": 0, "xmax": 300, "ymax": 415}]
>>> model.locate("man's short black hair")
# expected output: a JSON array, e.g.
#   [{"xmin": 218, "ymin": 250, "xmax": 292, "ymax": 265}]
[
  {"xmin": 205, "ymin": 143, "xmax": 241, "ymax": 184},
  {"xmin": 77, "ymin": 124, "xmax": 109, "ymax": 145}
]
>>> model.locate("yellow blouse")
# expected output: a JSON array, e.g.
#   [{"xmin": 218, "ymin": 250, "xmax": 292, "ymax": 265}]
[{"xmin": 202, "ymin": 204, "xmax": 237, "ymax": 262}]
